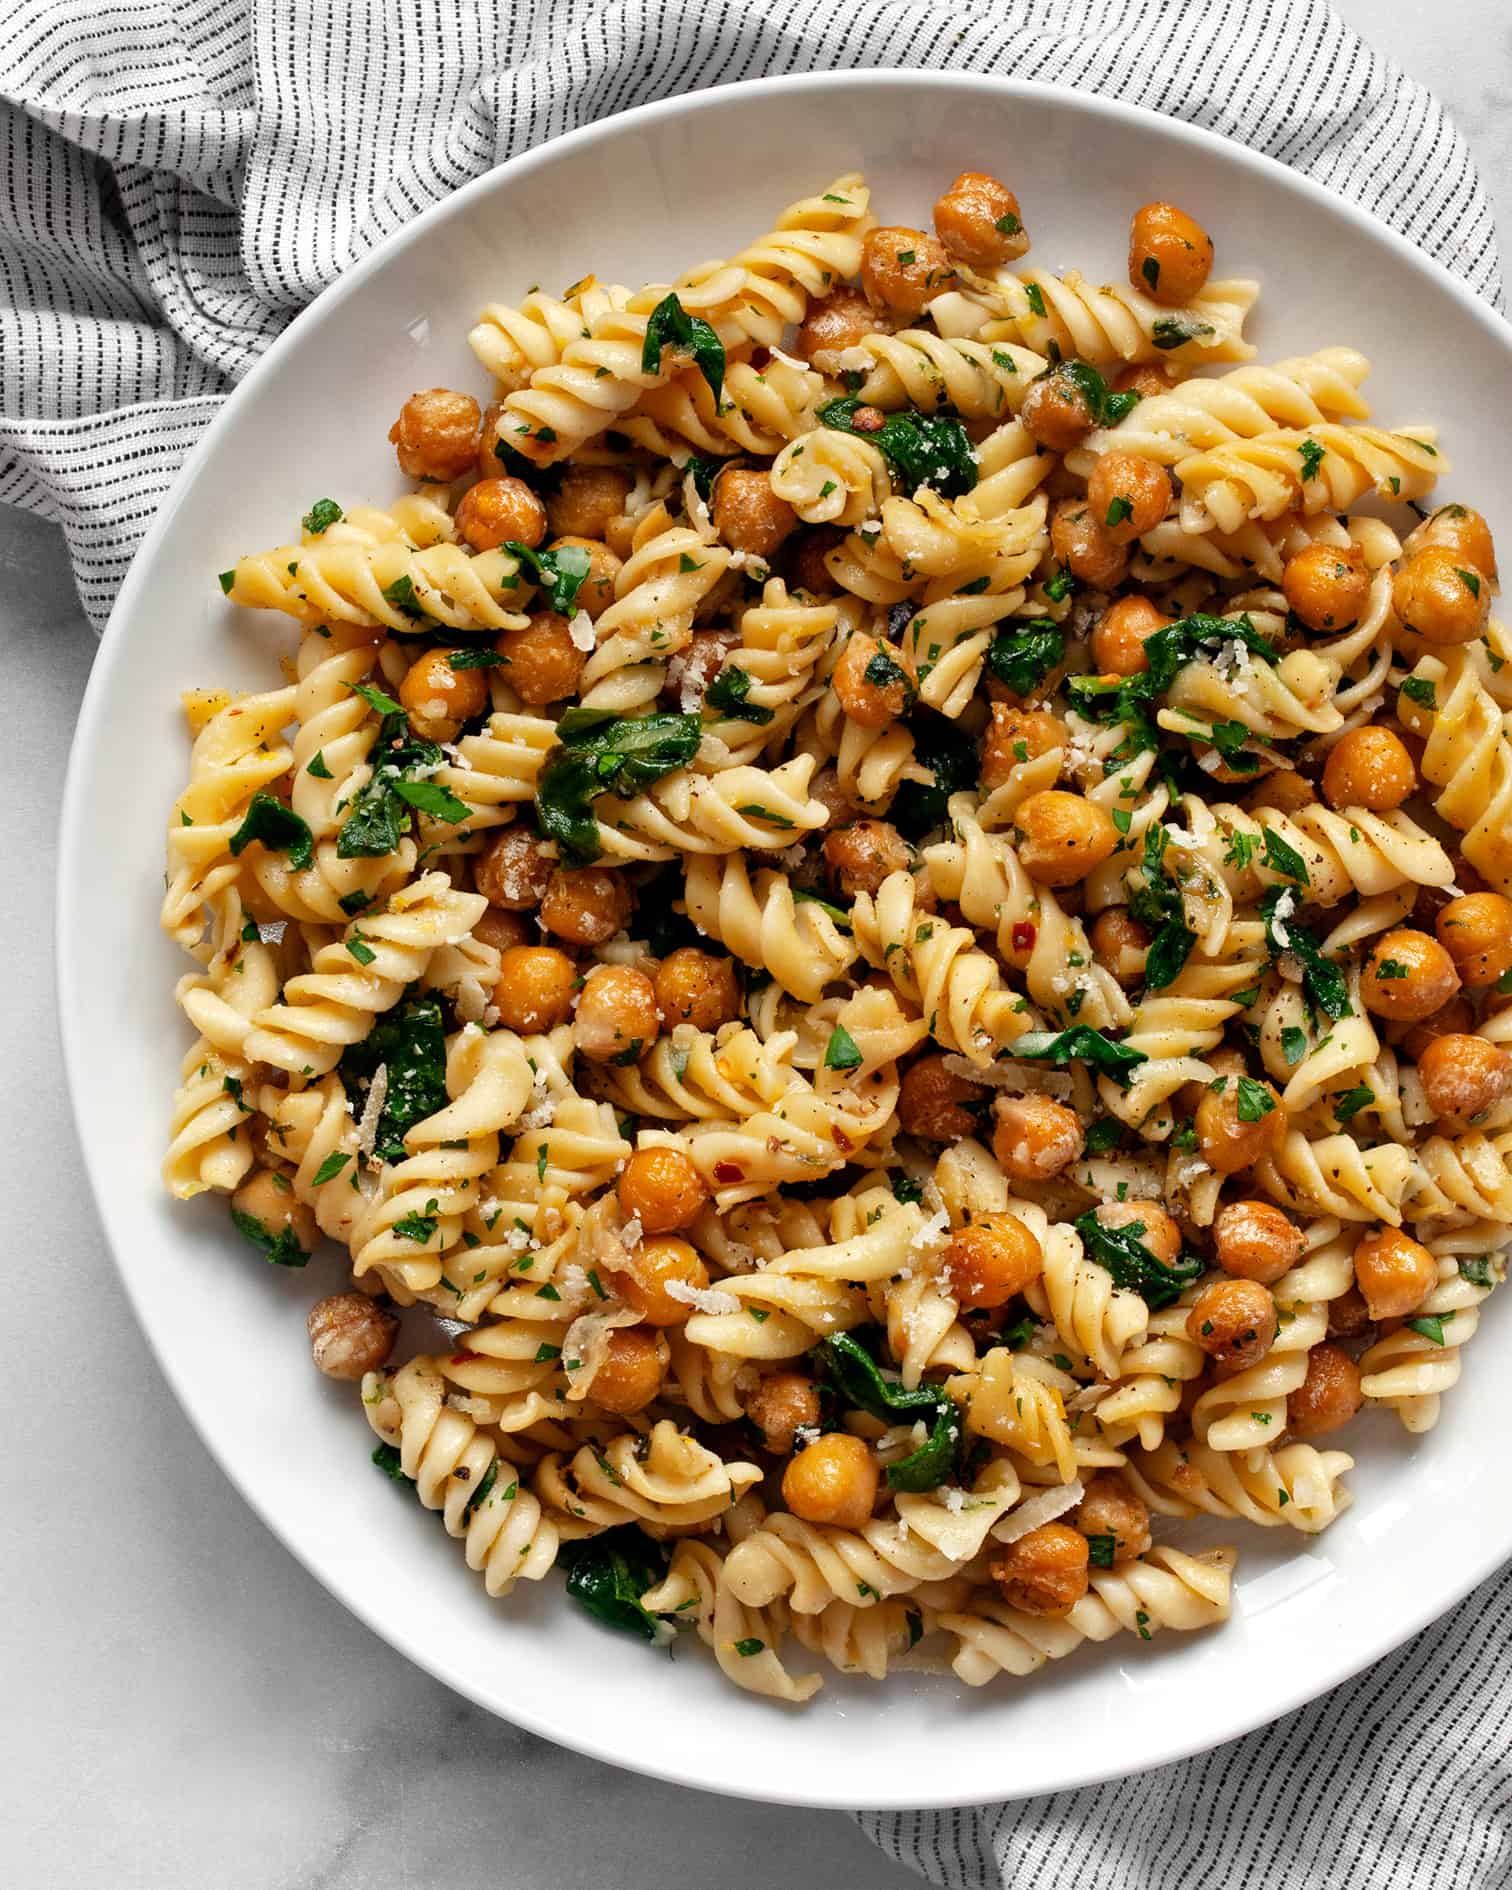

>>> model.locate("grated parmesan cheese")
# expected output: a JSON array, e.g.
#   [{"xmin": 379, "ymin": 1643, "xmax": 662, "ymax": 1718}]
[
  {"xmin": 990, "ymin": 1479, "xmax": 1085, "ymax": 1546},
  {"xmin": 567, "ymin": 610, "xmax": 596, "ymax": 652},
  {"xmin": 909, "ymin": 1209, "xmax": 950, "ymax": 1254},
  {"xmin": 1269, "ymin": 887, "xmax": 1297, "ymax": 949},
  {"xmin": 663, "ymin": 1278, "xmax": 742, "ymax": 1316},
  {"xmin": 355, "ymin": 1064, "xmax": 389, "ymax": 1161}
]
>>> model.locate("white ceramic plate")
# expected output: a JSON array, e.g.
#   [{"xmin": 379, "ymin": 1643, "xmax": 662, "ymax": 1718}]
[{"xmin": 59, "ymin": 71, "xmax": 1512, "ymax": 1809}]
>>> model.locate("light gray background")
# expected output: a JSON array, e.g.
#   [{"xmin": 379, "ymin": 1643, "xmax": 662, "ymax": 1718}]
[{"xmin": 3, "ymin": 6, "xmax": 1507, "ymax": 1884}]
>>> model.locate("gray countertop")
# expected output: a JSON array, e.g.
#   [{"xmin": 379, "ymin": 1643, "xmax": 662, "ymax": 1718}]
[{"xmin": 4, "ymin": 5, "xmax": 1508, "ymax": 1883}]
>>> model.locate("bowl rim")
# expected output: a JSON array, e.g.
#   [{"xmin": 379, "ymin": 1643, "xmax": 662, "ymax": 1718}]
[{"xmin": 57, "ymin": 65, "xmax": 1512, "ymax": 1809}]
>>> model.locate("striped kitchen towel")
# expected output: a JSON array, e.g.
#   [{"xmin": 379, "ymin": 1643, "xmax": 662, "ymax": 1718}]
[{"xmin": 3, "ymin": 1, "xmax": 1507, "ymax": 1884}]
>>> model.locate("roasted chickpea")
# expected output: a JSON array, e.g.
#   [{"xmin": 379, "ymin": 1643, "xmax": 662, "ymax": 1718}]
[
  {"xmin": 475, "ymin": 828, "xmax": 553, "ymax": 910},
  {"xmin": 1195, "ymin": 1071, "xmax": 1284, "ymax": 1173},
  {"xmin": 989, "ymin": 1523, "xmax": 1089, "ymax": 1617},
  {"xmin": 1022, "ymin": 363, "xmax": 1101, "ymax": 453},
  {"xmin": 494, "ymin": 611, "xmax": 586, "ymax": 705},
  {"xmin": 1281, "ymin": 541, "xmax": 1371, "ymax": 633},
  {"xmin": 454, "ymin": 475, "xmax": 547, "ymax": 552},
  {"xmin": 711, "ymin": 467, "xmax": 797, "ymax": 560},
  {"xmin": 981, "ymin": 705, "xmax": 1067, "ymax": 787},
  {"xmin": 493, "ymin": 946, "xmax": 576, "ymax": 1032},
  {"xmin": 389, "ymin": 388, "xmax": 481, "ymax": 481},
  {"xmin": 1049, "ymin": 498, "xmax": 1129, "ymax": 590},
  {"xmin": 1321, "ymin": 726, "xmax": 1417, "ymax": 812},
  {"xmin": 1213, "ymin": 1199, "xmax": 1304, "ymax": 1285},
  {"xmin": 1435, "ymin": 892, "xmax": 1512, "ymax": 989},
  {"xmin": 1095, "ymin": 1198, "xmax": 1182, "ymax": 1266},
  {"xmin": 1090, "ymin": 595, "xmax": 1171, "ymax": 676},
  {"xmin": 477, "ymin": 402, "xmax": 513, "ymax": 482},
  {"xmin": 618, "ymin": 1146, "xmax": 708, "ymax": 1235},
  {"xmin": 808, "ymin": 765, "xmax": 855, "ymax": 828},
  {"xmin": 833, "ymin": 631, "xmax": 913, "ymax": 727},
  {"xmin": 540, "ymin": 867, "xmax": 631, "ymax": 949},
  {"xmin": 793, "ymin": 288, "xmax": 878, "ymax": 367},
  {"xmin": 232, "ymin": 1170, "xmax": 317, "ymax": 1260},
  {"xmin": 1087, "ymin": 453, "xmax": 1171, "ymax": 544},
  {"xmin": 397, "ymin": 647, "xmax": 489, "ymax": 742},
  {"xmin": 1014, "ymin": 789, "xmax": 1119, "ymax": 888},
  {"xmin": 1401, "ymin": 994, "xmax": 1477, "ymax": 1062},
  {"xmin": 789, "ymin": 525, "xmax": 844, "ymax": 596},
  {"xmin": 1327, "ymin": 1285, "xmax": 1373, "ymax": 1341},
  {"xmin": 898, "ymin": 1054, "xmax": 985, "ymax": 1142},
  {"xmin": 1418, "ymin": 1034, "xmax": 1512, "ymax": 1120},
  {"xmin": 1090, "ymin": 908, "xmax": 1151, "ymax": 986},
  {"xmin": 1186, "ymin": 1277, "xmax": 1278, "ymax": 1369},
  {"xmin": 472, "ymin": 906, "xmax": 531, "ymax": 954},
  {"xmin": 654, "ymin": 947, "xmax": 740, "ymax": 1030},
  {"xmin": 746, "ymin": 1372, "xmax": 821, "ymax": 1454},
  {"xmin": 1111, "ymin": 362, "xmax": 1178, "ymax": 400},
  {"xmin": 822, "ymin": 819, "xmax": 912, "ymax": 897},
  {"xmin": 1287, "ymin": 1343, "xmax": 1363, "ymax": 1438},
  {"xmin": 1361, "ymin": 928, "xmax": 1461, "ymax": 1023},
  {"xmin": 991, "ymin": 1095, "xmax": 1085, "ymax": 1181},
  {"xmin": 1128, "ymin": 202, "xmax": 1214, "ymax": 306},
  {"xmin": 933, "ymin": 170, "xmax": 1029, "ymax": 268},
  {"xmin": 307, "ymin": 1292, "xmax": 397, "ymax": 1380},
  {"xmin": 1353, "ymin": 1227, "xmax": 1438, "ymax": 1322},
  {"xmin": 546, "ymin": 465, "xmax": 633, "ymax": 542},
  {"xmin": 860, "ymin": 226, "xmax": 956, "ymax": 318},
  {"xmin": 1404, "ymin": 503, "xmax": 1498, "ymax": 586},
  {"xmin": 1074, "ymin": 1474, "xmax": 1151, "ymax": 1565},
  {"xmin": 615, "ymin": 1234, "xmax": 709, "ymax": 1327},
  {"xmin": 782, "ymin": 1432, "xmax": 879, "ymax": 1529},
  {"xmin": 575, "ymin": 964, "xmax": 661, "ymax": 1064},
  {"xmin": 548, "ymin": 535, "xmax": 621, "ymax": 620},
  {"xmin": 943, "ymin": 1212, "xmax": 1044, "ymax": 1310},
  {"xmin": 591, "ymin": 1325, "xmax": 668, "ymax": 1416},
  {"xmin": 1393, "ymin": 544, "xmax": 1491, "ymax": 645},
  {"xmin": 666, "ymin": 627, "xmax": 739, "ymax": 711},
  {"xmin": 1244, "ymin": 770, "xmax": 1316, "ymax": 816}
]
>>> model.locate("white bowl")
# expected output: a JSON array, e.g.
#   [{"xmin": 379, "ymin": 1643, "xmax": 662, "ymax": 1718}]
[{"xmin": 59, "ymin": 70, "xmax": 1512, "ymax": 1809}]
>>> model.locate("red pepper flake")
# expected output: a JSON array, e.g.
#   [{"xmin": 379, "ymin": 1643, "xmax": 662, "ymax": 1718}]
[
  {"xmin": 831, "ymin": 1127, "xmax": 853, "ymax": 1151},
  {"xmin": 1011, "ymin": 921, "xmax": 1037, "ymax": 953},
  {"xmin": 450, "ymin": 1351, "xmax": 479, "ymax": 1366},
  {"xmin": 713, "ymin": 1161, "xmax": 745, "ymax": 1184}
]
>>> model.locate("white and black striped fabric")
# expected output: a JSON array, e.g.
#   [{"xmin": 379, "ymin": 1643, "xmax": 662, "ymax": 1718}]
[{"xmin": 4, "ymin": 2, "xmax": 1507, "ymax": 1883}]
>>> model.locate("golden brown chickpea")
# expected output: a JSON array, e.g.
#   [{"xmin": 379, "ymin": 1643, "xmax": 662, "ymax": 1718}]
[
  {"xmin": 1111, "ymin": 362, "xmax": 1179, "ymax": 399},
  {"xmin": 575, "ymin": 964, "xmax": 661, "ymax": 1064},
  {"xmin": 546, "ymin": 465, "xmax": 634, "ymax": 542},
  {"xmin": 1090, "ymin": 908, "xmax": 1151, "ymax": 986},
  {"xmin": 493, "ymin": 946, "xmax": 577, "ymax": 1032},
  {"xmin": 793, "ymin": 288, "xmax": 878, "ymax": 366},
  {"xmin": 991, "ymin": 1095, "xmax": 1085, "ymax": 1181},
  {"xmin": 832, "ymin": 632, "xmax": 914, "ymax": 728},
  {"xmin": 1049, "ymin": 498, "xmax": 1130, "ymax": 590},
  {"xmin": 389, "ymin": 387, "xmax": 482, "ymax": 481},
  {"xmin": 1022, "ymin": 363, "xmax": 1101, "ymax": 453},
  {"xmin": 1014, "ymin": 789, "xmax": 1119, "ymax": 888},
  {"xmin": 981, "ymin": 705, "xmax": 1067, "ymax": 788},
  {"xmin": 1353, "ymin": 1227, "xmax": 1438, "ymax": 1322},
  {"xmin": 1361, "ymin": 928, "xmax": 1461, "ymax": 1023},
  {"xmin": 477, "ymin": 401, "xmax": 513, "ymax": 483},
  {"xmin": 1418, "ymin": 1034, "xmax": 1512, "ymax": 1120},
  {"xmin": 746, "ymin": 1372, "xmax": 822, "ymax": 1454},
  {"xmin": 616, "ymin": 1234, "xmax": 709, "ymax": 1327},
  {"xmin": 494, "ymin": 611, "xmax": 587, "ymax": 705},
  {"xmin": 666, "ymin": 626, "xmax": 740, "ymax": 711},
  {"xmin": 808, "ymin": 766, "xmax": 855, "ymax": 828},
  {"xmin": 1090, "ymin": 595, "xmax": 1172, "ymax": 676},
  {"xmin": 711, "ymin": 467, "xmax": 798, "ymax": 560},
  {"xmin": 943, "ymin": 1212, "xmax": 1044, "ymax": 1310},
  {"xmin": 548, "ymin": 535, "xmax": 621, "ymax": 620},
  {"xmin": 1281, "ymin": 541, "xmax": 1371, "ymax": 633},
  {"xmin": 989, "ymin": 1523, "xmax": 1090, "ymax": 1617},
  {"xmin": 932, "ymin": 170, "xmax": 1029, "ymax": 268},
  {"xmin": 1321, "ymin": 726, "xmax": 1417, "ymax": 812},
  {"xmin": 789, "ymin": 524, "xmax": 844, "ymax": 596},
  {"xmin": 654, "ymin": 947, "xmax": 740, "ymax": 1030},
  {"xmin": 1095, "ymin": 1198, "xmax": 1182, "ymax": 1266},
  {"xmin": 1074, "ymin": 1474, "xmax": 1151, "ymax": 1565},
  {"xmin": 397, "ymin": 647, "xmax": 489, "ymax": 742},
  {"xmin": 782, "ymin": 1432, "xmax": 879, "ymax": 1529},
  {"xmin": 454, "ymin": 475, "xmax": 547, "ymax": 553},
  {"xmin": 1287, "ymin": 1343, "xmax": 1363, "ymax": 1438},
  {"xmin": 591, "ymin": 1325, "xmax": 668, "ymax": 1416},
  {"xmin": 1087, "ymin": 452, "xmax": 1172, "ymax": 544},
  {"xmin": 1213, "ymin": 1199, "xmax": 1305, "ymax": 1285},
  {"xmin": 1195, "ymin": 1071, "xmax": 1284, "ymax": 1174},
  {"xmin": 540, "ymin": 866, "xmax": 631, "ymax": 947},
  {"xmin": 1128, "ymin": 202, "xmax": 1214, "ymax": 306},
  {"xmin": 1435, "ymin": 892, "xmax": 1512, "ymax": 989},
  {"xmin": 1186, "ymin": 1277, "xmax": 1278, "ymax": 1369},
  {"xmin": 1327, "ymin": 1284, "xmax": 1373, "ymax": 1341},
  {"xmin": 898, "ymin": 1054, "xmax": 985, "ymax": 1141},
  {"xmin": 860, "ymin": 226, "xmax": 956, "ymax": 318},
  {"xmin": 1393, "ymin": 544, "xmax": 1492, "ymax": 645},
  {"xmin": 618, "ymin": 1146, "xmax": 709, "ymax": 1235},
  {"xmin": 1401, "ymin": 993, "xmax": 1477, "ymax": 1062},
  {"xmin": 472, "ymin": 906, "xmax": 531, "ymax": 954},
  {"xmin": 232, "ymin": 1170, "xmax": 317, "ymax": 1259},
  {"xmin": 1404, "ymin": 503, "xmax": 1498, "ymax": 586},
  {"xmin": 474, "ymin": 828, "xmax": 553, "ymax": 910},
  {"xmin": 307, "ymin": 1292, "xmax": 398, "ymax": 1380},
  {"xmin": 1244, "ymin": 770, "xmax": 1317, "ymax": 816},
  {"xmin": 822, "ymin": 819, "xmax": 912, "ymax": 897}
]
